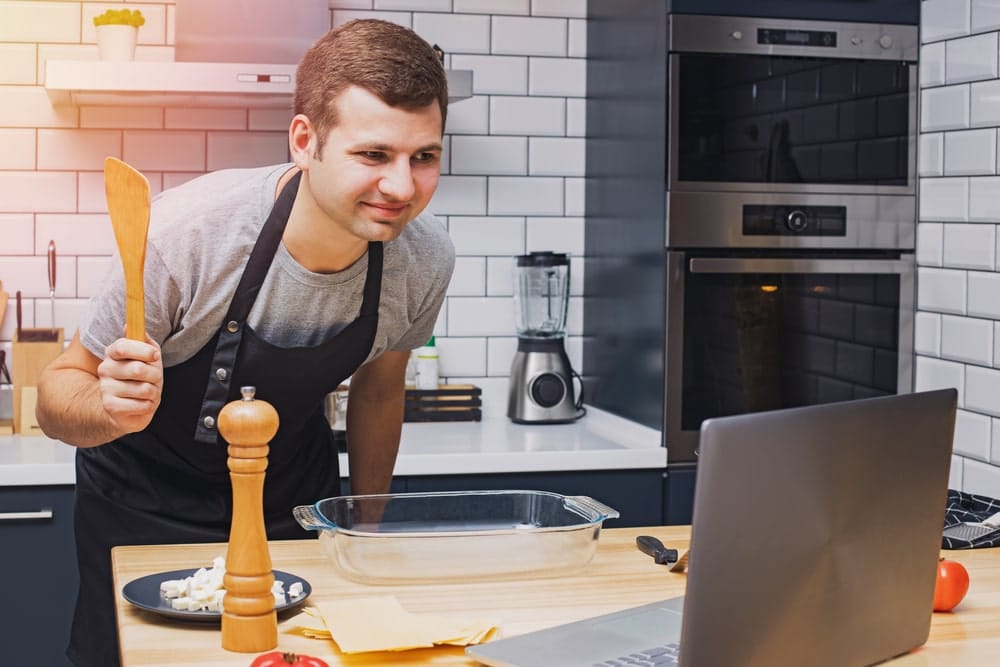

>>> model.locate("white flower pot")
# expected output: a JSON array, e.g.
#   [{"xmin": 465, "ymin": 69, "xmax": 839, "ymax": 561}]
[{"xmin": 96, "ymin": 24, "xmax": 138, "ymax": 61}]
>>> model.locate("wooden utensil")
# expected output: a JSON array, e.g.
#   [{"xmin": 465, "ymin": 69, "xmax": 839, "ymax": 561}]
[
  {"xmin": 104, "ymin": 157, "xmax": 151, "ymax": 340},
  {"xmin": 0, "ymin": 280, "xmax": 8, "ymax": 333},
  {"xmin": 47, "ymin": 240, "xmax": 56, "ymax": 329},
  {"xmin": 669, "ymin": 549, "xmax": 690, "ymax": 573}
]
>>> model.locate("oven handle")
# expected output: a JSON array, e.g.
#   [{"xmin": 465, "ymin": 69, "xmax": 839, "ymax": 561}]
[{"xmin": 688, "ymin": 257, "xmax": 913, "ymax": 275}]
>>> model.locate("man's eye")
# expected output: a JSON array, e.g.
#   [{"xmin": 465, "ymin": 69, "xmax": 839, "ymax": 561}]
[
  {"xmin": 413, "ymin": 152, "xmax": 439, "ymax": 163},
  {"xmin": 361, "ymin": 151, "xmax": 386, "ymax": 161}
]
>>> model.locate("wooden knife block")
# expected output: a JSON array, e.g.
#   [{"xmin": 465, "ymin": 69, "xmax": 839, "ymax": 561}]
[{"xmin": 12, "ymin": 329, "xmax": 64, "ymax": 435}]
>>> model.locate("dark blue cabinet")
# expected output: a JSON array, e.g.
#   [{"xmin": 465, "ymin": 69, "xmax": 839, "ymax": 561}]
[
  {"xmin": 402, "ymin": 470, "xmax": 665, "ymax": 527},
  {"xmin": 664, "ymin": 464, "xmax": 697, "ymax": 525},
  {"xmin": 0, "ymin": 485, "xmax": 77, "ymax": 666}
]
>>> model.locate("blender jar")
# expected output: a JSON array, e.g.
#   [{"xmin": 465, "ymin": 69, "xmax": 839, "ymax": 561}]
[{"xmin": 513, "ymin": 252, "xmax": 570, "ymax": 338}]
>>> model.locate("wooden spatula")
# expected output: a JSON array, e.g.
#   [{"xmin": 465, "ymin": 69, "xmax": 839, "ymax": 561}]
[
  {"xmin": 0, "ymin": 280, "xmax": 8, "ymax": 332},
  {"xmin": 104, "ymin": 157, "xmax": 151, "ymax": 341}
]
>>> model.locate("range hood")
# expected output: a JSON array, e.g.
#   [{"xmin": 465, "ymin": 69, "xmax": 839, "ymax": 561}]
[
  {"xmin": 44, "ymin": 60, "xmax": 473, "ymax": 108},
  {"xmin": 47, "ymin": 0, "xmax": 472, "ymax": 108}
]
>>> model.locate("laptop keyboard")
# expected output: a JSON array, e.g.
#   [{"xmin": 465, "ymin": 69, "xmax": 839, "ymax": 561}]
[{"xmin": 592, "ymin": 642, "xmax": 680, "ymax": 666}]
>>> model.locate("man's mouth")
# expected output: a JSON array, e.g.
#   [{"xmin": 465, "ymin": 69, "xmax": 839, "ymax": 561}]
[{"xmin": 364, "ymin": 201, "xmax": 408, "ymax": 216}]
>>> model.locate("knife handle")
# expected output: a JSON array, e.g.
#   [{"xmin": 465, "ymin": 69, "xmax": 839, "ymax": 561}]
[
  {"xmin": 47, "ymin": 240, "xmax": 56, "ymax": 293},
  {"xmin": 637, "ymin": 535, "xmax": 678, "ymax": 565}
]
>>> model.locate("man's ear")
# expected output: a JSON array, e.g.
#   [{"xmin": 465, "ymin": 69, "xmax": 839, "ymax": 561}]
[{"xmin": 288, "ymin": 114, "xmax": 315, "ymax": 169}]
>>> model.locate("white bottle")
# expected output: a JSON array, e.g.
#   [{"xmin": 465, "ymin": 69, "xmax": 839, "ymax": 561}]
[{"xmin": 415, "ymin": 336, "xmax": 440, "ymax": 390}]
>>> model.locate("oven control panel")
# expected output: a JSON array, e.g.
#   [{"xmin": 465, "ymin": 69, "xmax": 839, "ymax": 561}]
[{"xmin": 742, "ymin": 205, "xmax": 847, "ymax": 236}]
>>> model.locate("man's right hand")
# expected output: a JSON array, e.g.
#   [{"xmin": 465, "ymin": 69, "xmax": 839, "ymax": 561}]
[
  {"xmin": 97, "ymin": 336, "xmax": 163, "ymax": 433},
  {"xmin": 36, "ymin": 331, "xmax": 164, "ymax": 447}
]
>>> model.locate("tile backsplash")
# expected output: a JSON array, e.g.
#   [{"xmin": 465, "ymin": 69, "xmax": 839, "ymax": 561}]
[
  {"xmin": 919, "ymin": 0, "xmax": 1000, "ymax": 496},
  {"xmin": 0, "ymin": 0, "xmax": 587, "ymax": 409},
  {"xmin": 6, "ymin": 0, "xmax": 995, "ymax": 500}
]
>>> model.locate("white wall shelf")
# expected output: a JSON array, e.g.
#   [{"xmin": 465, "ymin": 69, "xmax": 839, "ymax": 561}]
[{"xmin": 44, "ymin": 60, "xmax": 473, "ymax": 108}]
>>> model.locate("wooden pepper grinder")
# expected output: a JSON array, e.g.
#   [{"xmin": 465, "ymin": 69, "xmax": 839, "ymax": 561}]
[{"xmin": 218, "ymin": 386, "xmax": 279, "ymax": 653}]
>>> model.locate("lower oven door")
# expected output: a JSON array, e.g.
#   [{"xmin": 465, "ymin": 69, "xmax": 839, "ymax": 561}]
[{"xmin": 665, "ymin": 252, "xmax": 914, "ymax": 463}]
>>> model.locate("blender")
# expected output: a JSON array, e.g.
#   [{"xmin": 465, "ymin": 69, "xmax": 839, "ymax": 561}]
[{"xmin": 508, "ymin": 252, "xmax": 584, "ymax": 423}]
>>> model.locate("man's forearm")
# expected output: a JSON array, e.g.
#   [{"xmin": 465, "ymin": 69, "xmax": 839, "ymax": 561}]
[
  {"xmin": 345, "ymin": 390, "xmax": 404, "ymax": 496},
  {"xmin": 36, "ymin": 368, "xmax": 127, "ymax": 447}
]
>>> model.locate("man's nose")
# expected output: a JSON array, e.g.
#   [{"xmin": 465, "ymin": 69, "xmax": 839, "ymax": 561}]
[{"xmin": 379, "ymin": 160, "xmax": 416, "ymax": 200}]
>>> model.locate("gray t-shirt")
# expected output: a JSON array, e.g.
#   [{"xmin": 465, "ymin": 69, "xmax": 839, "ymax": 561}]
[{"xmin": 81, "ymin": 164, "xmax": 454, "ymax": 368}]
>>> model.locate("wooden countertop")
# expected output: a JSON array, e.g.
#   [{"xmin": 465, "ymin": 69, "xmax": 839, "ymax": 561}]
[{"xmin": 112, "ymin": 526, "xmax": 1000, "ymax": 667}]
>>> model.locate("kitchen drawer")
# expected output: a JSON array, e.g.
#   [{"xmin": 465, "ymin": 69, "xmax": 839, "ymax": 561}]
[{"xmin": 0, "ymin": 485, "xmax": 77, "ymax": 666}]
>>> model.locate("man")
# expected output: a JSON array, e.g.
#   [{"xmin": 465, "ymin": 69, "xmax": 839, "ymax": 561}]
[{"xmin": 35, "ymin": 19, "xmax": 455, "ymax": 667}]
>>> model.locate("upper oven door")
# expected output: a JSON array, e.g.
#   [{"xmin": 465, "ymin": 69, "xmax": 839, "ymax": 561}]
[{"xmin": 667, "ymin": 15, "xmax": 918, "ymax": 196}]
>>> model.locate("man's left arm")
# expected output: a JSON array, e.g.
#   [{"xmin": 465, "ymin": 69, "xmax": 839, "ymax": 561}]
[{"xmin": 344, "ymin": 349, "xmax": 411, "ymax": 496}]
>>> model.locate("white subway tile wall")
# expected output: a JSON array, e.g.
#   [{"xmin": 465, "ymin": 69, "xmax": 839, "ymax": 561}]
[
  {"xmin": 943, "ymin": 128, "xmax": 996, "ymax": 175},
  {"xmin": 916, "ymin": 221, "xmax": 944, "ymax": 266},
  {"xmin": 922, "ymin": 0, "xmax": 1000, "ymax": 494},
  {"xmin": 0, "ymin": 0, "xmax": 588, "ymax": 404},
  {"xmin": 944, "ymin": 33, "xmax": 998, "ymax": 84},
  {"xmin": 914, "ymin": 311, "xmax": 942, "ymax": 356}
]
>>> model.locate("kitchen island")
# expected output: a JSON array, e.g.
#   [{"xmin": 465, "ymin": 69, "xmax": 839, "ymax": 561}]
[{"xmin": 112, "ymin": 526, "xmax": 1000, "ymax": 666}]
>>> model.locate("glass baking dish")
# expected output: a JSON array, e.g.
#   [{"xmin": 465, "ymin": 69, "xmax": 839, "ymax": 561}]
[{"xmin": 293, "ymin": 490, "xmax": 619, "ymax": 584}]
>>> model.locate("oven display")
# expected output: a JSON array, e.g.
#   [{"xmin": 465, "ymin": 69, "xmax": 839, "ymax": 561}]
[{"xmin": 758, "ymin": 28, "xmax": 837, "ymax": 47}]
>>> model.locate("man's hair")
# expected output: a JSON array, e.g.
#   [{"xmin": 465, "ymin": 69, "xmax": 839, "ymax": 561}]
[{"xmin": 294, "ymin": 19, "xmax": 448, "ymax": 156}]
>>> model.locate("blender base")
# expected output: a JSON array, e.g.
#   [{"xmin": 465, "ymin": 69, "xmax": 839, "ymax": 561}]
[{"xmin": 507, "ymin": 336, "xmax": 583, "ymax": 424}]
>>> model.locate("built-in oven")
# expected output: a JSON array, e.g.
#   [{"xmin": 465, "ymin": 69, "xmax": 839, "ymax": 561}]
[
  {"xmin": 668, "ymin": 14, "xmax": 919, "ymax": 194},
  {"xmin": 662, "ymin": 15, "xmax": 919, "ymax": 462},
  {"xmin": 665, "ymin": 250, "xmax": 914, "ymax": 461}
]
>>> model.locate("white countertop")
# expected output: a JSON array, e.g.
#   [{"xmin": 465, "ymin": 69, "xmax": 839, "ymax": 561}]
[
  {"xmin": 0, "ymin": 435, "xmax": 77, "ymax": 486},
  {"xmin": 0, "ymin": 405, "xmax": 665, "ymax": 487}
]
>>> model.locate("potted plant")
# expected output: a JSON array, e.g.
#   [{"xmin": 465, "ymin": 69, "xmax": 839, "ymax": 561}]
[{"xmin": 93, "ymin": 8, "xmax": 146, "ymax": 61}]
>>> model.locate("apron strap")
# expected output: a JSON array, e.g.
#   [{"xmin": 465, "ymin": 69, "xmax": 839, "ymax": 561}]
[
  {"xmin": 359, "ymin": 240, "xmax": 383, "ymax": 317},
  {"xmin": 193, "ymin": 170, "xmax": 300, "ymax": 444},
  {"xmin": 193, "ymin": 170, "xmax": 384, "ymax": 445}
]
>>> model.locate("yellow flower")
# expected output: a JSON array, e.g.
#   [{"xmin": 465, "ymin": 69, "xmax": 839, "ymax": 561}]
[{"xmin": 93, "ymin": 9, "xmax": 145, "ymax": 28}]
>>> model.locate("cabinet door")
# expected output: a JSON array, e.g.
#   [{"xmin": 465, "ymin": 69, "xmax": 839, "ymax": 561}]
[
  {"xmin": 0, "ymin": 486, "xmax": 77, "ymax": 667},
  {"xmin": 403, "ymin": 470, "xmax": 664, "ymax": 527},
  {"xmin": 664, "ymin": 464, "xmax": 697, "ymax": 525}
]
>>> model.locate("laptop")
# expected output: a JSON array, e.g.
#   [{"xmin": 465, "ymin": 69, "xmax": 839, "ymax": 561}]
[{"xmin": 466, "ymin": 389, "xmax": 958, "ymax": 667}]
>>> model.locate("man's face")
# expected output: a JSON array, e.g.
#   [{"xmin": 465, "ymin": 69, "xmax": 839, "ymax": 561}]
[{"xmin": 296, "ymin": 85, "xmax": 443, "ymax": 243}]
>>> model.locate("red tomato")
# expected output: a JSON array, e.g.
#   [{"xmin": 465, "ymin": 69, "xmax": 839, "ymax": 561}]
[
  {"xmin": 250, "ymin": 652, "xmax": 329, "ymax": 667},
  {"xmin": 933, "ymin": 558, "xmax": 970, "ymax": 612}
]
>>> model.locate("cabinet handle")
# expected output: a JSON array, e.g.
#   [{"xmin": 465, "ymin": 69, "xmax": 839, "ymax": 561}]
[{"xmin": 0, "ymin": 509, "xmax": 54, "ymax": 522}]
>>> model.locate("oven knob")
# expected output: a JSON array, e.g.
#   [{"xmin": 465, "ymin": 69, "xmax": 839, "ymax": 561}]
[
  {"xmin": 851, "ymin": 35, "xmax": 861, "ymax": 45},
  {"xmin": 786, "ymin": 210, "xmax": 808, "ymax": 233},
  {"xmin": 879, "ymin": 34, "xmax": 894, "ymax": 49},
  {"xmin": 730, "ymin": 30, "xmax": 743, "ymax": 40}
]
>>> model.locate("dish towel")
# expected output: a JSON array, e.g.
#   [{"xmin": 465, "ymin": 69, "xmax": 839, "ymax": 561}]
[
  {"xmin": 283, "ymin": 596, "xmax": 498, "ymax": 653},
  {"xmin": 943, "ymin": 489, "xmax": 1000, "ymax": 549}
]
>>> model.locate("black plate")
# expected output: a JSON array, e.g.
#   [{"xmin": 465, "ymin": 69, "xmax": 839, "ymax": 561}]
[{"xmin": 121, "ymin": 568, "xmax": 311, "ymax": 622}]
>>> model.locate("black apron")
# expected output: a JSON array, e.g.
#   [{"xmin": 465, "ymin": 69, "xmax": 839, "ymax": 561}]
[{"xmin": 67, "ymin": 171, "xmax": 383, "ymax": 667}]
